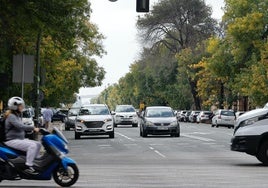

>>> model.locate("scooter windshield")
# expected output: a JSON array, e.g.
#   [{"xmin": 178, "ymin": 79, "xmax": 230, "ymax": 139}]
[{"xmin": 53, "ymin": 127, "xmax": 69, "ymax": 144}]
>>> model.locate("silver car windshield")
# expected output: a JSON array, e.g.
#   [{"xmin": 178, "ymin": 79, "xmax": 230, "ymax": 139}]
[
  {"xmin": 146, "ymin": 109, "xmax": 174, "ymax": 118},
  {"xmin": 80, "ymin": 106, "xmax": 110, "ymax": 115}
]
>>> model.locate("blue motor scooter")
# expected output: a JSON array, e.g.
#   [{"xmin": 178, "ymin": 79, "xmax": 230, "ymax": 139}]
[{"xmin": 0, "ymin": 127, "xmax": 79, "ymax": 187}]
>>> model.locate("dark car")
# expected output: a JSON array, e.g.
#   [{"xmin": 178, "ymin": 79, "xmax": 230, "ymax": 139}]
[
  {"xmin": 65, "ymin": 108, "xmax": 79, "ymax": 131},
  {"xmin": 140, "ymin": 106, "xmax": 180, "ymax": 137},
  {"xmin": 52, "ymin": 110, "xmax": 67, "ymax": 123}
]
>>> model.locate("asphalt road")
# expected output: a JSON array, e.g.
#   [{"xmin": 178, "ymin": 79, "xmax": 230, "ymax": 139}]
[{"xmin": 1, "ymin": 122, "xmax": 268, "ymax": 188}]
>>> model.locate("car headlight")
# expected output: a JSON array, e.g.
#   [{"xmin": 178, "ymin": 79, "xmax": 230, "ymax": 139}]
[
  {"xmin": 76, "ymin": 119, "xmax": 85, "ymax": 123},
  {"xmin": 145, "ymin": 121, "xmax": 154, "ymax": 126},
  {"xmin": 170, "ymin": 121, "xmax": 178, "ymax": 126},
  {"xmin": 75, "ymin": 125, "xmax": 83, "ymax": 131},
  {"xmin": 240, "ymin": 117, "xmax": 259, "ymax": 127},
  {"xmin": 104, "ymin": 118, "xmax": 112, "ymax": 123}
]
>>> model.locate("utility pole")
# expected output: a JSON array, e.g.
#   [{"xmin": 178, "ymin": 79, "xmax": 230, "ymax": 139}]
[{"xmin": 34, "ymin": 31, "xmax": 42, "ymax": 126}]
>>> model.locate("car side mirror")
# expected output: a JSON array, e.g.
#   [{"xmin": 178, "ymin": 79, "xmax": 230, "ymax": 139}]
[{"xmin": 111, "ymin": 111, "xmax": 116, "ymax": 115}]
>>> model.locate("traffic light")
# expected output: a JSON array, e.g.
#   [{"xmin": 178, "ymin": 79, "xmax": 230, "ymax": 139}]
[{"xmin": 136, "ymin": 0, "xmax": 149, "ymax": 12}]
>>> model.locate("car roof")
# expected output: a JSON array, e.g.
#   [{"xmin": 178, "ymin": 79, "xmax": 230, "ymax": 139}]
[
  {"xmin": 146, "ymin": 106, "xmax": 172, "ymax": 110},
  {"xmin": 116, "ymin": 105, "xmax": 134, "ymax": 107},
  {"xmin": 82, "ymin": 104, "xmax": 107, "ymax": 107}
]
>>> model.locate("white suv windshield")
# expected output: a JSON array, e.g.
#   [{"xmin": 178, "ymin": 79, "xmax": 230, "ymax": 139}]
[
  {"xmin": 115, "ymin": 106, "xmax": 135, "ymax": 113},
  {"xmin": 80, "ymin": 106, "xmax": 109, "ymax": 115}
]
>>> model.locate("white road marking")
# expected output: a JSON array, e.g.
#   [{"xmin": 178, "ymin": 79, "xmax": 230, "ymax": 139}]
[
  {"xmin": 181, "ymin": 133, "xmax": 215, "ymax": 142},
  {"xmin": 148, "ymin": 147, "xmax": 166, "ymax": 158},
  {"xmin": 115, "ymin": 132, "xmax": 135, "ymax": 141},
  {"xmin": 154, "ymin": 150, "xmax": 166, "ymax": 158}
]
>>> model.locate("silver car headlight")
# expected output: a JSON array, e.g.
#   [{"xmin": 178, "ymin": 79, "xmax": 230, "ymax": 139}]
[
  {"xmin": 145, "ymin": 121, "xmax": 154, "ymax": 126},
  {"xmin": 170, "ymin": 121, "xmax": 178, "ymax": 126}
]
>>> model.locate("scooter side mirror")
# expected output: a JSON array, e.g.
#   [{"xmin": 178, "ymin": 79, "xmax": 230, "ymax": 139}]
[{"xmin": 39, "ymin": 128, "xmax": 50, "ymax": 135}]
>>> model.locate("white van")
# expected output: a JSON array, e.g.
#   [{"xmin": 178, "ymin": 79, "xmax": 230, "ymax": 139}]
[{"xmin": 231, "ymin": 104, "xmax": 268, "ymax": 165}]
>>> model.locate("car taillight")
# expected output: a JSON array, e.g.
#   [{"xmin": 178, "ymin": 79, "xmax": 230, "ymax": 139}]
[
  {"xmin": 218, "ymin": 115, "xmax": 221, "ymax": 119},
  {"xmin": 201, "ymin": 115, "xmax": 205, "ymax": 117}
]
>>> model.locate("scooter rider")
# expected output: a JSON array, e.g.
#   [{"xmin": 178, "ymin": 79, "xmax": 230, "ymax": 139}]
[{"xmin": 4, "ymin": 97, "xmax": 41, "ymax": 175}]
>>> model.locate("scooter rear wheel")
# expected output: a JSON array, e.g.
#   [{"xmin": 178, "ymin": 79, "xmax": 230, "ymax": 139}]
[{"xmin": 53, "ymin": 163, "xmax": 79, "ymax": 187}]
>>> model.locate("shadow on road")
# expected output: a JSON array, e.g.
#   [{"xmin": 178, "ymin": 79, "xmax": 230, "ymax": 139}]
[{"xmin": 233, "ymin": 163, "xmax": 267, "ymax": 167}]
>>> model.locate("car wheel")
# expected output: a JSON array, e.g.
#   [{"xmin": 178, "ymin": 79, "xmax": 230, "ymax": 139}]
[
  {"xmin": 257, "ymin": 140, "xmax": 268, "ymax": 165},
  {"xmin": 142, "ymin": 129, "xmax": 147, "ymax": 137},
  {"xmin": 140, "ymin": 130, "xmax": 142, "ymax": 136},
  {"xmin": 109, "ymin": 131, "xmax": 115, "ymax": 139},
  {"xmin": 171, "ymin": 132, "xmax": 180, "ymax": 137},
  {"xmin": 114, "ymin": 124, "xmax": 117, "ymax": 128},
  {"xmin": 75, "ymin": 132, "xmax": 81, "ymax": 140},
  {"xmin": 132, "ymin": 124, "xmax": 138, "ymax": 127}
]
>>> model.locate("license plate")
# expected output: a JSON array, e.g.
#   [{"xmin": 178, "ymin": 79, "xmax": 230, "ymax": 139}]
[
  {"xmin": 89, "ymin": 129, "xmax": 100, "ymax": 132},
  {"xmin": 158, "ymin": 127, "xmax": 168, "ymax": 130}
]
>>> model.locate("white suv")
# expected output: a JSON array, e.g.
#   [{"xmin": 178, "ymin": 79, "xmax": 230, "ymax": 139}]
[
  {"xmin": 113, "ymin": 105, "xmax": 138, "ymax": 127},
  {"xmin": 231, "ymin": 104, "xmax": 268, "ymax": 165},
  {"xmin": 75, "ymin": 104, "xmax": 114, "ymax": 139}
]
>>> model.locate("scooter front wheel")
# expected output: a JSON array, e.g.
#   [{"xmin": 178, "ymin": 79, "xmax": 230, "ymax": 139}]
[{"xmin": 53, "ymin": 163, "xmax": 79, "ymax": 187}]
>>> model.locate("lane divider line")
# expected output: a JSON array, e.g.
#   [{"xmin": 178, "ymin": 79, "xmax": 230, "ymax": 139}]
[
  {"xmin": 115, "ymin": 132, "xmax": 135, "ymax": 141},
  {"xmin": 181, "ymin": 133, "xmax": 215, "ymax": 142},
  {"xmin": 149, "ymin": 146, "xmax": 166, "ymax": 158}
]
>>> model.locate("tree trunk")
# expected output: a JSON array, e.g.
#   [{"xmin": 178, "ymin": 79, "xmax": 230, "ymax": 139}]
[
  {"xmin": 219, "ymin": 82, "xmax": 224, "ymax": 109},
  {"xmin": 188, "ymin": 78, "xmax": 201, "ymax": 110}
]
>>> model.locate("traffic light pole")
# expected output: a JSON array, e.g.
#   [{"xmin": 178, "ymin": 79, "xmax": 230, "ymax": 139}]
[{"xmin": 34, "ymin": 31, "xmax": 42, "ymax": 127}]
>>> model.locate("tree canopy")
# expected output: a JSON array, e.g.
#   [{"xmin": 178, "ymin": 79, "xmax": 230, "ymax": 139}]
[{"xmin": 0, "ymin": 0, "xmax": 105, "ymax": 106}]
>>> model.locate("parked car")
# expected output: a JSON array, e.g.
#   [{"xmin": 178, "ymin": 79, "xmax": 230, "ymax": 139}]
[
  {"xmin": 189, "ymin": 111, "xmax": 201, "ymax": 123},
  {"xmin": 112, "ymin": 105, "xmax": 138, "ymax": 127},
  {"xmin": 196, "ymin": 111, "xmax": 213, "ymax": 123},
  {"xmin": 65, "ymin": 108, "xmax": 79, "ymax": 131},
  {"xmin": 74, "ymin": 104, "xmax": 114, "ymax": 139},
  {"xmin": 52, "ymin": 109, "xmax": 67, "ymax": 123},
  {"xmin": 22, "ymin": 108, "xmax": 34, "ymax": 127},
  {"xmin": 235, "ymin": 111, "xmax": 245, "ymax": 119},
  {"xmin": 177, "ymin": 111, "xmax": 187, "ymax": 122},
  {"xmin": 184, "ymin": 111, "xmax": 191, "ymax": 122},
  {"xmin": 212, "ymin": 109, "xmax": 236, "ymax": 128},
  {"xmin": 140, "ymin": 106, "xmax": 180, "ymax": 137},
  {"xmin": 231, "ymin": 103, "xmax": 268, "ymax": 165}
]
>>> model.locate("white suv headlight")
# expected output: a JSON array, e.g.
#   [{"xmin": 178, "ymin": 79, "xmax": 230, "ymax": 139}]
[
  {"xmin": 104, "ymin": 118, "xmax": 112, "ymax": 123},
  {"xmin": 240, "ymin": 117, "xmax": 259, "ymax": 127}
]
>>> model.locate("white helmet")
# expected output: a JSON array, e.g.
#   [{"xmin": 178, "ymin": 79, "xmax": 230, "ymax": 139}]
[{"xmin": 8, "ymin": 97, "xmax": 25, "ymax": 110}]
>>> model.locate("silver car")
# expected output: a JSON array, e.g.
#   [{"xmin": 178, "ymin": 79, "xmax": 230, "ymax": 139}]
[
  {"xmin": 140, "ymin": 106, "xmax": 180, "ymax": 137},
  {"xmin": 74, "ymin": 104, "xmax": 114, "ymax": 139}
]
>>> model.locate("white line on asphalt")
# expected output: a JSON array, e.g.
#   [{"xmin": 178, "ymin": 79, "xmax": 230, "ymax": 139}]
[
  {"xmin": 115, "ymin": 132, "xmax": 135, "ymax": 141},
  {"xmin": 154, "ymin": 150, "xmax": 166, "ymax": 158},
  {"xmin": 148, "ymin": 147, "xmax": 166, "ymax": 158},
  {"xmin": 181, "ymin": 133, "xmax": 215, "ymax": 142}
]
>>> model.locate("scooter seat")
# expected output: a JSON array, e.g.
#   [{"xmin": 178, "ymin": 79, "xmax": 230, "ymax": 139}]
[{"xmin": 0, "ymin": 142, "xmax": 27, "ymax": 156}]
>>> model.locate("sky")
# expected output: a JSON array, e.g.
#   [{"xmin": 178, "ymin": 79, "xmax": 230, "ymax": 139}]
[{"xmin": 79, "ymin": 0, "xmax": 225, "ymax": 97}]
